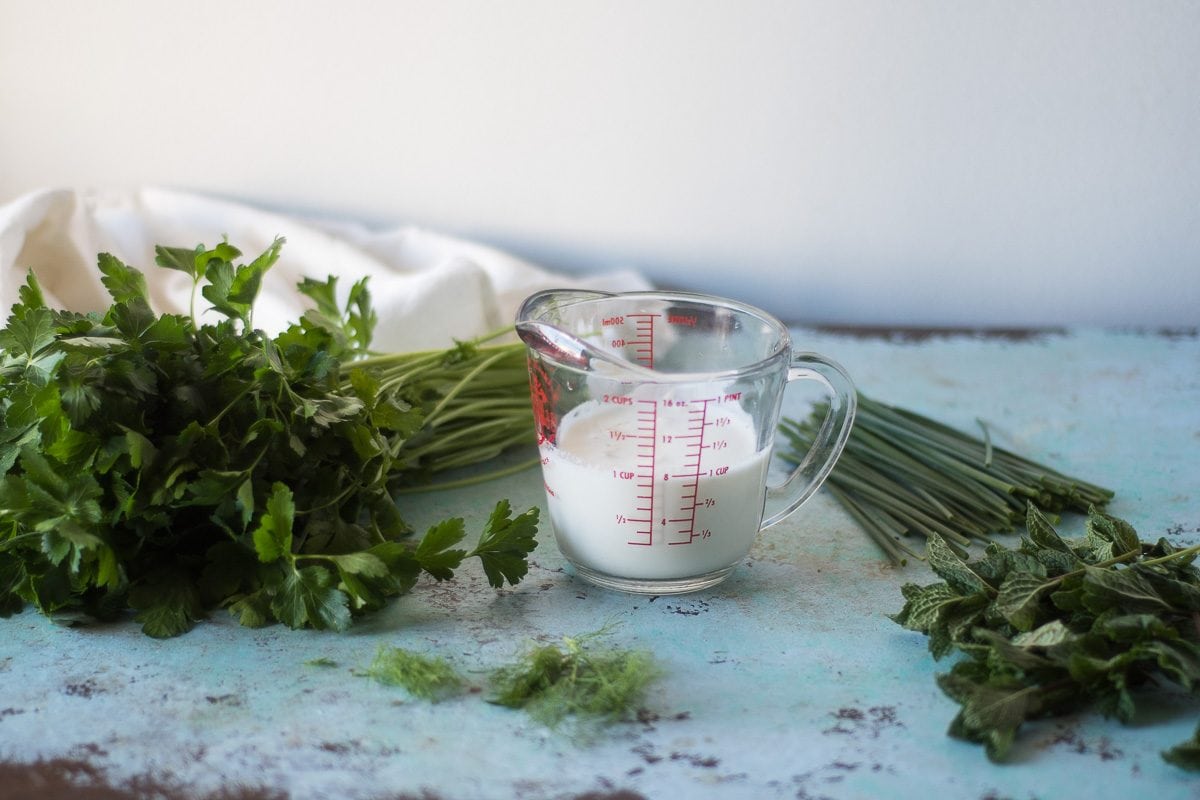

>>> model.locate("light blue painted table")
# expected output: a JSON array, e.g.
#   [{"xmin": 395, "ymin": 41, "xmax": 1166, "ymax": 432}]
[{"xmin": 1, "ymin": 329, "xmax": 1197, "ymax": 800}]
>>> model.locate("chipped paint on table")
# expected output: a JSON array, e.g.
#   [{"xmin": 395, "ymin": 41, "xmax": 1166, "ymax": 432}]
[{"xmin": 1, "ymin": 328, "xmax": 1198, "ymax": 800}]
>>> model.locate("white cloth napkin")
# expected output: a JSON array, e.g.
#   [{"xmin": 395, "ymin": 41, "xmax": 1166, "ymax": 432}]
[{"xmin": 0, "ymin": 187, "xmax": 651, "ymax": 350}]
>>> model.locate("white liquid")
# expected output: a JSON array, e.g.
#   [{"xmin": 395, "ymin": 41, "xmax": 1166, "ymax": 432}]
[{"xmin": 540, "ymin": 393, "xmax": 770, "ymax": 581}]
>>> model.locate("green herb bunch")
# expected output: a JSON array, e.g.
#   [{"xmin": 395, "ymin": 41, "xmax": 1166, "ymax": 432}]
[
  {"xmin": 780, "ymin": 393, "xmax": 1113, "ymax": 564},
  {"xmin": 488, "ymin": 628, "xmax": 661, "ymax": 734},
  {"xmin": 352, "ymin": 628, "xmax": 664, "ymax": 733},
  {"xmin": 362, "ymin": 645, "xmax": 466, "ymax": 702},
  {"xmin": 0, "ymin": 239, "xmax": 538, "ymax": 637},
  {"xmin": 893, "ymin": 504, "xmax": 1200, "ymax": 768}
]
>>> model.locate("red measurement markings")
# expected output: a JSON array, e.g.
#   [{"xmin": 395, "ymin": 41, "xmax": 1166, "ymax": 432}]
[
  {"xmin": 667, "ymin": 398, "xmax": 714, "ymax": 545},
  {"xmin": 624, "ymin": 313, "xmax": 659, "ymax": 369},
  {"xmin": 626, "ymin": 399, "xmax": 658, "ymax": 546}
]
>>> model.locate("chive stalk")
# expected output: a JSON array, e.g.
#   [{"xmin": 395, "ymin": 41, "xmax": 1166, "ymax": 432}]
[{"xmin": 780, "ymin": 394, "xmax": 1114, "ymax": 565}]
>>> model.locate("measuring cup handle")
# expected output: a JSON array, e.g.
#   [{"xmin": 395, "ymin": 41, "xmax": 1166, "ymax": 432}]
[{"xmin": 761, "ymin": 353, "xmax": 857, "ymax": 529}]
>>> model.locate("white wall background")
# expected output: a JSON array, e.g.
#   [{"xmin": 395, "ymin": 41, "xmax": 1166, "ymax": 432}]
[{"xmin": 2, "ymin": 0, "xmax": 1197, "ymax": 327}]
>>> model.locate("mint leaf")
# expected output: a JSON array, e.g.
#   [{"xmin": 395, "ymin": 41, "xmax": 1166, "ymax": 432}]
[
  {"xmin": 1025, "ymin": 504, "xmax": 1075, "ymax": 555},
  {"xmin": 1141, "ymin": 639, "xmax": 1200, "ymax": 690},
  {"xmin": 994, "ymin": 572, "xmax": 1051, "ymax": 632},
  {"xmin": 1084, "ymin": 511, "xmax": 1140, "ymax": 556},
  {"xmin": 891, "ymin": 582, "xmax": 965, "ymax": 633},
  {"xmin": 938, "ymin": 672, "xmax": 1037, "ymax": 762},
  {"xmin": 1012, "ymin": 619, "xmax": 1073, "ymax": 648},
  {"xmin": 1080, "ymin": 566, "xmax": 1172, "ymax": 614},
  {"xmin": 926, "ymin": 533, "xmax": 989, "ymax": 595},
  {"xmin": 1136, "ymin": 567, "xmax": 1200, "ymax": 611},
  {"xmin": 895, "ymin": 509, "xmax": 1200, "ymax": 769}
]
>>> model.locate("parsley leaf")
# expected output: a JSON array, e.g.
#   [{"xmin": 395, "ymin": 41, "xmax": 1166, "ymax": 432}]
[
  {"xmin": 471, "ymin": 501, "xmax": 540, "ymax": 588},
  {"xmin": 97, "ymin": 253, "xmax": 150, "ymax": 304},
  {"xmin": 1164, "ymin": 722, "xmax": 1200, "ymax": 771},
  {"xmin": 252, "ymin": 482, "xmax": 295, "ymax": 563},
  {"xmin": 272, "ymin": 565, "xmax": 351, "ymax": 632},
  {"xmin": 129, "ymin": 570, "xmax": 205, "ymax": 638},
  {"xmin": 0, "ymin": 306, "xmax": 59, "ymax": 383},
  {"xmin": 414, "ymin": 518, "xmax": 467, "ymax": 580}
]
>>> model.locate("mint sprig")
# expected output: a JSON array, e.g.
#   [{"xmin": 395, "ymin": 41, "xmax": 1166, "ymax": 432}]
[{"xmin": 893, "ymin": 504, "xmax": 1200, "ymax": 768}]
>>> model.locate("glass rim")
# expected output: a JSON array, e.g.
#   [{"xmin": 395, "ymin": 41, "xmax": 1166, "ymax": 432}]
[{"xmin": 518, "ymin": 288, "xmax": 794, "ymax": 383}]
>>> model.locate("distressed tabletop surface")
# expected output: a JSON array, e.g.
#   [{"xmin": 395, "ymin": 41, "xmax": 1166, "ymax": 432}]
[{"xmin": 1, "ymin": 328, "xmax": 1198, "ymax": 800}]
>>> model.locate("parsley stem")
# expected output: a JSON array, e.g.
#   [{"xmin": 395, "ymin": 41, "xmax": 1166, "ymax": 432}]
[
  {"xmin": 204, "ymin": 383, "xmax": 256, "ymax": 429},
  {"xmin": 0, "ymin": 531, "xmax": 43, "ymax": 551},
  {"xmin": 345, "ymin": 328, "xmax": 519, "ymax": 374},
  {"xmin": 401, "ymin": 417, "xmax": 531, "ymax": 462},
  {"xmin": 394, "ymin": 455, "xmax": 541, "ymax": 494},
  {"xmin": 423, "ymin": 350, "xmax": 512, "ymax": 424},
  {"xmin": 426, "ymin": 398, "xmax": 532, "ymax": 425},
  {"xmin": 294, "ymin": 480, "xmax": 361, "ymax": 516},
  {"xmin": 189, "ymin": 276, "xmax": 199, "ymax": 329},
  {"xmin": 338, "ymin": 333, "xmax": 535, "ymax": 484}
]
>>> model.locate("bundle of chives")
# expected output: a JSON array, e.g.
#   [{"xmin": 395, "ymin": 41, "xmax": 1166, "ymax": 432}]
[{"xmin": 778, "ymin": 394, "xmax": 1114, "ymax": 565}]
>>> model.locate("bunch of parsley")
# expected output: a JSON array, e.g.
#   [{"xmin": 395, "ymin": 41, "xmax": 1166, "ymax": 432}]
[
  {"xmin": 0, "ymin": 239, "xmax": 538, "ymax": 637},
  {"xmin": 893, "ymin": 504, "xmax": 1200, "ymax": 769}
]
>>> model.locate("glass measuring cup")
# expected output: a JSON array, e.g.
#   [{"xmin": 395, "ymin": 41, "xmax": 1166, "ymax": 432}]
[{"xmin": 516, "ymin": 289, "xmax": 856, "ymax": 594}]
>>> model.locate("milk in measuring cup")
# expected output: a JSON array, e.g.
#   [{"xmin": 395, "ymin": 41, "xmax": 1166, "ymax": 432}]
[{"xmin": 541, "ymin": 391, "xmax": 771, "ymax": 581}]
